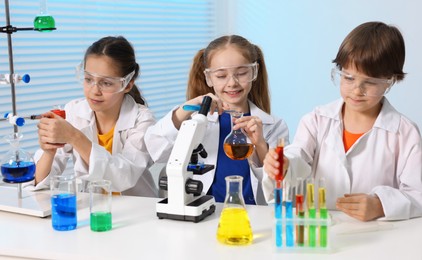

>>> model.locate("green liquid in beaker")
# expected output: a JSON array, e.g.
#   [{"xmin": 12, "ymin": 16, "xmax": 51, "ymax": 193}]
[
  {"xmin": 33, "ymin": 15, "xmax": 55, "ymax": 32},
  {"xmin": 90, "ymin": 212, "xmax": 112, "ymax": 232}
]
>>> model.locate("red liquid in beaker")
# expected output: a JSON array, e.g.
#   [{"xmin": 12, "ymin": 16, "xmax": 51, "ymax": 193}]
[{"xmin": 51, "ymin": 109, "xmax": 66, "ymax": 119}]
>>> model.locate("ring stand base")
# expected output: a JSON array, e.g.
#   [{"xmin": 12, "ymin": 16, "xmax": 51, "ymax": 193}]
[{"xmin": 0, "ymin": 182, "xmax": 51, "ymax": 217}]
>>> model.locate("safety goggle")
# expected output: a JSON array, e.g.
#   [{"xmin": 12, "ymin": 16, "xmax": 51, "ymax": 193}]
[
  {"xmin": 331, "ymin": 68, "xmax": 394, "ymax": 97},
  {"xmin": 76, "ymin": 62, "xmax": 135, "ymax": 94},
  {"xmin": 203, "ymin": 62, "xmax": 258, "ymax": 87}
]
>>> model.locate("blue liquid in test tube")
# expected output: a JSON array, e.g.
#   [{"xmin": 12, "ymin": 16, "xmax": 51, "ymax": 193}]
[
  {"xmin": 285, "ymin": 181, "xmax": 294, "ymax": 247},
  {"xmin": 51, "ymin": 193, "xmax": 77, "ymax": 231},
  {"xmin": 274, "ymin": 187, "xmax": 283, "ymax": 247},
  {"xmin": 285, "ymin": 200, "xmax": 294, "ymax": 247}
]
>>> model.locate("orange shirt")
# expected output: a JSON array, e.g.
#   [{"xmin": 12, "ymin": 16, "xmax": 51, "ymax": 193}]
[
  {"xmin": 343, "ymin": 129, "xmax": 364, "ymax": 152},
  {"xmin": 97, "ymin": 126, "xmax": 115, "ymax": 154},
  {"xmin": 97, "ymin": 126, "xmax": 121, "ymax": 195}
]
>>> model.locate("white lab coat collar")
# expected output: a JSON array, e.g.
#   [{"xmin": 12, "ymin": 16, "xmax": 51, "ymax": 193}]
[
  {"xmin": 318, "ymin": 97, "xmax": 400, "ymax": 133},
  {"xmin": 72, "ymin": 95, "xmax": 138, "ymax": 132}
]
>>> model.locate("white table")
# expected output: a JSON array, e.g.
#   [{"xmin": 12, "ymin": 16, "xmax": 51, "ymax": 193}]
[{"xmin": 0, "ymin": 192, "xmax": 421, "ymax": 260}]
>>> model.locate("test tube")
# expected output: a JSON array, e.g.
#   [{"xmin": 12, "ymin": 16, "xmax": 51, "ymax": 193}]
[
  {"xmin": 296, "ymin": 177, "xmax": 305, "ymax": 246},
  {"xmin": 275, "ymin": 137, "xmax": 284, "ymax": 189},
  {"xmin": 285, "ymin": 180, "xmax": 294, "ymax": 247},
  {"xmin": 274, "ymin": 175, "xmax": 283, "ymax": 247},
  {"xmin": 318, "ymin": 178, "xmax": 328, "ymax": 247},
  {"xmin": 274, "ymin": 137, "xmax": 284, "ymax": 247},
  {"xmin": 306, "ymin": 178, "xmax": 316, "ymax": 247}
]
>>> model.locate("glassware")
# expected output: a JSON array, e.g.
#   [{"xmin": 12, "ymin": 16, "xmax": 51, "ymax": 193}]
[
  {"xmin": 1, "ymin": 133, "xmax": 35, "ymax": 183},
  {"xmin": 89, "ymin": 180, "xmax": 112, "ymax": 232},
  {"xmin": 217, "ymin": 175, "xmax": 253, "ymax": 245},
  {"xmin": 51, "ymin": 104, "xmax": 66, "ymax": 118},
  {"xmin": 223, "ymin": 111, "xmax": 254, "ymax": 160},
  {"xmin": 50, "ymin": 175, "xmax": 77, "ymax": 231},
  {"xmin": 275, "ymin": 137, "xmax": 285, "ymax": 188},
  {"xmin": 33, "ymin": 0, "xmax": 55, "ymax": 32}
]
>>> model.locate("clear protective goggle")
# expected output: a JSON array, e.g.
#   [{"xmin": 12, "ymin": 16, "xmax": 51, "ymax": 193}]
[
  {"xmin": 331, "ymin": 68, "xmax": 395, "ymax": 97},
  {"xmin": 203, "ymin": 62, "xmax": 258, "ymax": 87},
  {"xmin": 76, "ymin": 62, "xmax": 135, "ymax": 94}
]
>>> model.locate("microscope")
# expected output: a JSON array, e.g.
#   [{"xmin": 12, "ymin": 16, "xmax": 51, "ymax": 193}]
[{"xmin": 156, "ymin": 96, "xmax": 216, "ymax": 223}]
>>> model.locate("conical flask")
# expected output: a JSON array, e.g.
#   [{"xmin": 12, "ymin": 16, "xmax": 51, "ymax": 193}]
[
  {"xmin": 216, "ymin": 175, "xmax": 253, "ymax": 245},
  {"xmin": 33, "ymin": 0, "xmax": 55, "ymax": 32},
  {"xmin": 223, "ymin": 111, "xmax": 254, "ymax": 160},
  {"xmin": 1, "ymin": 133, "xmax": 36, "ymax": 183}
]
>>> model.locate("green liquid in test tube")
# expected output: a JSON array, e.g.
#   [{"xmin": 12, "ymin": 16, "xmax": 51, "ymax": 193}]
[
  {"xmin": 319, "ymin": 178, "xmax": 328, "ymax": 247},
  {"xmin": 306, "ymin": 179, "xmax": 316, "ymax": 247}
]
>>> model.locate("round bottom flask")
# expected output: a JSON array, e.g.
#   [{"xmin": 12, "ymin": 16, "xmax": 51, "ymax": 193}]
[
  {"xmin": 1, "ymin": 133, "xmax": 36, "ymax": 183},
  {"xmin": 223, "ymin": 111, "xmax": 254, "ymax": 160}
]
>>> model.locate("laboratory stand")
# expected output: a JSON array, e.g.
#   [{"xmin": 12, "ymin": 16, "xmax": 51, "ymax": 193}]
[{"xmin": 0, "ymin": 0, "xmax": 56, "ymax": 216}]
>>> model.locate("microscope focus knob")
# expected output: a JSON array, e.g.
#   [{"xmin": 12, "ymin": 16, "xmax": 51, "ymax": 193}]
[
  {"xmin": 185, "ymin": 179, "xmax": 203, "ymax": 196},
  {"xmin": 158, "ymin": 176, "xmax": 168, "ymax": 191}
]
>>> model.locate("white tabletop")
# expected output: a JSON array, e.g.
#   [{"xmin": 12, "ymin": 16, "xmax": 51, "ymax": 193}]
[{"xmin": 0, "ymin": 192, "xmax": 421, "ymax": 260}]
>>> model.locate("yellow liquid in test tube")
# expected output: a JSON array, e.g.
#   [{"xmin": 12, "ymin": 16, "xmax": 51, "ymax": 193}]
[{"xmin": 217, "ymin": 208, "xmax": 253, "ymax": 245}]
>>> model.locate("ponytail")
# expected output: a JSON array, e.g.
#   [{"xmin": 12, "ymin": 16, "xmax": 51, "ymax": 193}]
[
  {"xmin": 249, "ymin": 45, "xmax": 270, "ymax": 114},
  {"xmin": 187, "ymin": 49, "xmax": 212, "ymax": 100}
]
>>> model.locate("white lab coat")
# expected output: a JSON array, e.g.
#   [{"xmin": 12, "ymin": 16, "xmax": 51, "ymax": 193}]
[
  {"xmin": 145, "ymin": 100, "xmax": 289, "ymax": 205},
  {"xmin": 31, "ymin": 95, "xmax": 158, "ymax": 197},
  {"xmin": 263, "ymin": 98, "xmax": 422, "ymax": 220}
]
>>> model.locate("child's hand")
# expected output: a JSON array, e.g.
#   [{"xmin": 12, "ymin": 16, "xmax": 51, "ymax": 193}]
[
  {"xmin": 263, "ymin": 148, "xmax": 289, "ymax": 180},
  {"xmin": 336, "ymin": 193, "xmax": 385, "ymax": 221},
  {"xmin": 37, "ymin": 111, "xmax": 74, "ymax": 146},
  {"xmin": 233, "ymin": 115, "xmax": 264, "ymax": 146}
]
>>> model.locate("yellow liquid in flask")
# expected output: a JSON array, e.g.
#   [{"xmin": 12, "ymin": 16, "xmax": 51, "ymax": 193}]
[{"xmin": 217, "ymin": 208, "xmax": 253, "ymax": 245}]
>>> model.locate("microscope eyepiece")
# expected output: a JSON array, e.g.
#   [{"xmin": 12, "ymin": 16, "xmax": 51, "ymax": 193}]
[{"xmin": 198, "ymin": 96, "xmax": 212, "ymax": 115}]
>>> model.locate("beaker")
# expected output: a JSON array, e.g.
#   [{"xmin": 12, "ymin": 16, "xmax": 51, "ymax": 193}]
[
  {"xmin": 33, "ymin": 0, "xmax": 55, "ymax": 32},
  {"xmin": 1, "ymin": 133, "xmax": 35, "ymax": 183},
  {"xmin": 223, "ymin": 111, "xmax": 254, "ymax": 160},
  {"xmin": 51, "ymin": 104, "xmax": 66, "ymax": 119},
  {"xmin": 89, "ymin": 180, "xmax": 112, "ymax": 232},
  {"xmin": 50, "ymin": 175, "xmax": 77, "ymax": 231},
  {"xmin": 217, "ymin": 175, "xmax": 253, "ymax": 245}
]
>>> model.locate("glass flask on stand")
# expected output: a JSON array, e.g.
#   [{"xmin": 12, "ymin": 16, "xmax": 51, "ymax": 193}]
[
  {"xmin": 217, "ymin": 175, "xmax": 253, "ymax": 245},
  {"xmin": 33, "ymin": 0, "xmax": 55, "ymax": 32},
  {"xmin": 1, "ymin": 133, "xmax": 36, "ymax": 183},
  {"xmin": 223, "ymin": 111, "xmax": 254, "ymax": 160}
]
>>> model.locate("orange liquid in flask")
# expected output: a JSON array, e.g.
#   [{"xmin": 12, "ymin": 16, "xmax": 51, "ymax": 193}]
[{"xmin": 223, "ymin": 143, "xmax": 254, "ymax": 160}]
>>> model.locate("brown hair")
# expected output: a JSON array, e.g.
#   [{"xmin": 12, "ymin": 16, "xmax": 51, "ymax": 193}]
[
  {"xmin": 84, "ymin": 36, "xmax": 146, "ymax": 105},
  {"xmin": 333, "ymin": 21, "xmax": 406, "ymax": 82},
  {"xmin": 187, "ymin": 35, "xmax": 271, "ymax": 113}
]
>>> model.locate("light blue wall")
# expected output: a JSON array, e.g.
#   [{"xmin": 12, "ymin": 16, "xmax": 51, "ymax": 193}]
[{"xmin": 218, "ymin": 0, "xmax": 422, "ymax": 140}]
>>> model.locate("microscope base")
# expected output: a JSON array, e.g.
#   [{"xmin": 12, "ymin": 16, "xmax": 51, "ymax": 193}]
[{"xmin": 156, "ymin": 195, "xmax": 216, "ymax": 223}]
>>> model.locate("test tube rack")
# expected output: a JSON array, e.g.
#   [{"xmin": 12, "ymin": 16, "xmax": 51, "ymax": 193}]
[{"xmin": 273, "ymin": 209, "xmax": 331, "ymax": 253}]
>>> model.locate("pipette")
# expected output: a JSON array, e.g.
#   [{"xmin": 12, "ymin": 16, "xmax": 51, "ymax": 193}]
[{"xmin": 182, "ymin": 104, "xmax": 236, "ymax": 114}]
